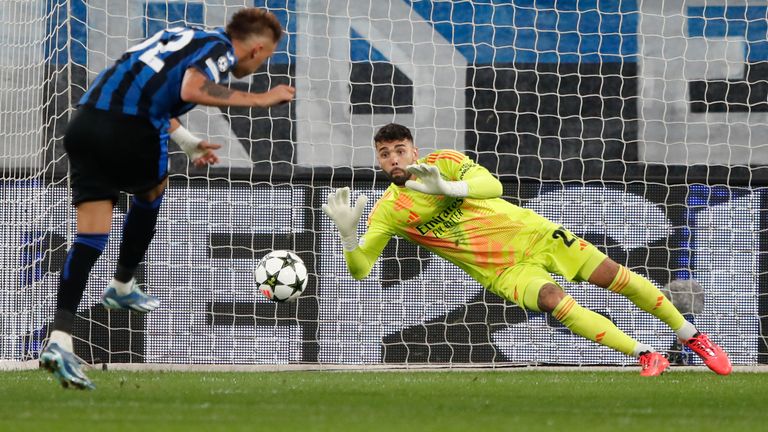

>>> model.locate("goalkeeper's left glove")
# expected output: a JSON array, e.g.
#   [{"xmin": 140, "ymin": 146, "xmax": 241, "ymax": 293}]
[
  {"xmin": 322, "ymin": 187, "xmax": 368, "ymax": 251},
  {"xmin": 405, "ymin": 163, "xmax": 468, "ymax": 197}
]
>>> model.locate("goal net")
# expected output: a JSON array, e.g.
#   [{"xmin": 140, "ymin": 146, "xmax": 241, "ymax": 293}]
[{"xmin": 1, "ymin": 0, "xmax": 764, "ymax": 367}]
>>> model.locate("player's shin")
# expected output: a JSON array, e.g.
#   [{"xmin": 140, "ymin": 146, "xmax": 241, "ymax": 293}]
[
  {"xmin": 608, "ymin": 266, "xmax": 696, "ymax": 340},
  {"xmin": 52, "ymin": 233, "xmax": 109, "ymax": 342},
  {"xmin": 552, "ymin": 295, "xmax": 637, "ymax": 356},
  {"xmin": 114, "ymin": 194, "xmax": 164, "ymax": 290}
]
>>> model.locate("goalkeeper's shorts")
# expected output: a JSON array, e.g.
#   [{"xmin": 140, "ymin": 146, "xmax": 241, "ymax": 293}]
[
  {"xmin": 489, "ymin": 222, "xmax": 607, "ymax": 312},
  {"xmin": 64, "ymin": 106, "xmax": 168, "ymax": 205}
]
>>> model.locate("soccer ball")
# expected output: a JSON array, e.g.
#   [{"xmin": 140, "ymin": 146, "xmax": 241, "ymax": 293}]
[{"xmin": 254, "ymin": 250, "xmax": 308, "ymax": 302}]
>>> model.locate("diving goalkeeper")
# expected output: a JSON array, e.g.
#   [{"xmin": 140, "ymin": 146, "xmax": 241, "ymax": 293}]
[{"xmin": 322, "ymin": 123, "xmax": 732, "ymax": 376}]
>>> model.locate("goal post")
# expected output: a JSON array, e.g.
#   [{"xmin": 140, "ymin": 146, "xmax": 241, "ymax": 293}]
[{"xmin": 0, "ymin": 0, "xmax": 765, "ymax": 367}]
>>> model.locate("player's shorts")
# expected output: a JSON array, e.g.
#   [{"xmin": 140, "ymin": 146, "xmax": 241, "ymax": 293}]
[
  {"xmin": 63, "ymin": 106, "xmax": 168, "ymax": 205},
  {"xmin": 489, "ymin": 221, "xmax": 607, "ymax": 312}
]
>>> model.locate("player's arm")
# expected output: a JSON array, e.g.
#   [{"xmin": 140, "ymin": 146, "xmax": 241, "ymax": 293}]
[
  {"xmin": 168, "ymin": 118, "xmax": 221, "ymax": 167},
  {"xmin": 180, "ymin": 67, "xmax": 294, "ymax": 108},
  {"xmin": 405, "ymin": 151, "xmax": 502, "ymax": 199},
  {"xmin": 344, "ymin": 225, "xmax": 391, "ymax": 280},
  {"xmin": 454, "ymin": 159, "xmax": 503, "ymax": 198},
  {"xmin": 322, "ymin": 187, "xmax": 393, "ymax": 280}
]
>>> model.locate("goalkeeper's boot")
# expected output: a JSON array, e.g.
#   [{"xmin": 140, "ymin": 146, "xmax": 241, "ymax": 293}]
[
  {"xmin": 39, "ymin": 342, "xmax": 95, "ymax": 390},
  {"xmin": 101, "ymin": 279, "xmax": 160, "ymax": 313},
  {"xmin": 683, "ymin": 333, "xmax": 732, "ymax": 375},
  {"xmin": 639, "ymin": 351, "xmax": 670, "ymax": 377}
]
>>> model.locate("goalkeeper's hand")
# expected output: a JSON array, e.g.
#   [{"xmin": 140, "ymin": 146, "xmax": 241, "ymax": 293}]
[
  {"xmin": 322, "ymin": 187, "xmax": 368, "ymax": 251},
  {"xmin": 405, "ymin": 163, "xmax": 468, "ymax": 197}
]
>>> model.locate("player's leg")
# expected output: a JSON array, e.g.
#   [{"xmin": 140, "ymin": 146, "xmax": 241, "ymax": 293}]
[
  {"xmin": 101, "ymin": 179, "xmax": 165, "ymax": 313},
  {"xmin": 586, "ymin": 258, "xmax": 732, "ymax": 375},
  {"xmin": 540, "ymin": 284, "xmax": 669, "ymax": 377},
  {"xmin": 495, "ymin": 266, "xmax": 668, "ymax": 376},
  {"xmin": 587, "ymin": 258, "xmax": 693, "ymax": 334},
  {"xmin": 533, "ymin": 226, "xmax": 668, "ymax": 372},
  {"xmin": 42, "ymin": 200, "xmax": 111, "ymax": 389},
  {"xmin": 99, "ymin": 113, "xmax": 166, "ymax": 313},
  {"xmin": 535, "ymin": 282, "xmax": 638, "ymax": 355},
  {"xmin": 43, "ymin": 202, "xmax": 112, "ymax": 389},
  {"xmin": 41, "ymin": 107, "xmax": 125, "ymax": 389},
  {"xmin": 117, "ymin": 181, "xmax": 166, "ymax": 282}
]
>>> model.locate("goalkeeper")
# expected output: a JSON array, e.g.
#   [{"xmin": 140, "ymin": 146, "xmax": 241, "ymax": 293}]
[
  {"xmin": 40, "ymin": 8, "xmax": 295, "ymax": 389},
  {"xmin": 323, "ymin": 123, "xmax": 732, "ymax": 377}
]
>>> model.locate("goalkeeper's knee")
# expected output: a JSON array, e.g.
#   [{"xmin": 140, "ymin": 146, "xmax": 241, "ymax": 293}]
[{"xmin": 536, "ymin": 283, "xmax": 566, "ymax": 312}]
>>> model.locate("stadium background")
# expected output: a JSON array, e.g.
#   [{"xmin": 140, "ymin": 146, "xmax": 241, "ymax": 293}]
[{"xmin": 0, "ymin": 0, "xmax": 765, "ymax": 366}]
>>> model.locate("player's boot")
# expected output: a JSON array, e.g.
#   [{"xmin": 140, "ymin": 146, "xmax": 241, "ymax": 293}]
[
  {"xmin": 39, "ymin": 342, "xmax": 95, "ymax": 390},
  {"xmin": 101, "ymin": 279, "xmax": 160, "ymax": 313},
  {"xmin": 683, "ymin": 333, "xmax": 732, "ymax": 375},
  {"xmin": 639, "ymin": 351, "xmax": 670, "ymax": 377}
]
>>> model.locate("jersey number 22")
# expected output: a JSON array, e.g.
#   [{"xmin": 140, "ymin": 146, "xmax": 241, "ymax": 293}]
[{"xmin": 127, "ymin": 27, "xmax": 195, "ymax": 72}]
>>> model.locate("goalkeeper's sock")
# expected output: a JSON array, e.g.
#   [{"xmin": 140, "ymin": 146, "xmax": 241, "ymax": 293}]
[
  {"xmin": 115, "ymin": 194, "xmax": 163, "ymax": 282},
  {"xmin": 552, "ymin": 295, "xmax": 637, "ymax": 356},
  {"xmin": 632, "ymin": 343, "xmax": 657, "ymax": 357},
  {"xmin": 56, "ymin": 233, "xmax": 108, "ymax": 318},
  {"xmin": 674, "ymin": 321, "xmax": 698, "ymax": 341},
  {"xmin": 608, "ymin": 266, "xmax": 687, "ymax": 333}
]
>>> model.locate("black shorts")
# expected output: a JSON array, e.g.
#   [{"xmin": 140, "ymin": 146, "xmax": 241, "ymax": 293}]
[{"xmin": 64, "ymin": 106, "xmax": 168, "ymax": 205}]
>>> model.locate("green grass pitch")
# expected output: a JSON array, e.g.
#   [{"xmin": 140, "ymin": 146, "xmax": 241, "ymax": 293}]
[{"xmin": 1, "ymin": 369, "xmax": 765, "ymax": 432}]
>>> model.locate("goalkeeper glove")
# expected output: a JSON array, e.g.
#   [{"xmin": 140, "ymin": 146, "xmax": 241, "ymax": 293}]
[
  {"xmin": 405, "ymin": 163, "xmax": 468, "ymax": 197},
  {"xmin": 322, "ymin": 187, "xmax": 368, "ymax": 251}
]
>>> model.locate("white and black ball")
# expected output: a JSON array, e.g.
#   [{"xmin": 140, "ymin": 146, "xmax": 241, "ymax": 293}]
[{"xmin": 254, "ymin": 250, "xmax": 308, "ymax": 302}]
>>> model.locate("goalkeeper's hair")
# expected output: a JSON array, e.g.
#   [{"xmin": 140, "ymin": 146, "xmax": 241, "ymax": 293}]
[
  {"xmin": 226, "ymin": 7, "xmax": 282, "ymax": 43},
  {"xmin": 374, "ymin": 123, "xmax": 413, "ymax": 145}
]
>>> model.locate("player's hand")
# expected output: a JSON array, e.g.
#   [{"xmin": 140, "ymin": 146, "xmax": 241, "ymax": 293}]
[
  {"xmin": 259, "ymin": 84, "xmax": 295, "ymax": 107},
  {"xmin": 322, "ymin": 187, "xmax": 368, "ymax": 241},
  {"xmin": 405, "ymin": 163, "xmax": 467, "ymax": 197},
  {"xmin": 191, "ymin": 141, "xmax": 222, "ymax": 167}
]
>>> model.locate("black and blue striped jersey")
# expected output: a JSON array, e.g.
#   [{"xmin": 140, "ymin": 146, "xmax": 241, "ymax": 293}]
[{"xmin": 79, "ymin": 26, "xmax": 237, "ymax": 131}]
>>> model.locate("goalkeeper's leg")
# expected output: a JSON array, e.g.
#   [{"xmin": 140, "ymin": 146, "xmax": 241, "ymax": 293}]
[
  {"xmin": 587, "ymin": 258, "xmax": 732, "ymax": 375},
  {"xmin": 533, "ymin": 281, "xmax": 668, "ymax": 376}
]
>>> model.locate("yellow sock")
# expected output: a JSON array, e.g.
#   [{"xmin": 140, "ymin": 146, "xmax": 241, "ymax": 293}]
[
  {"xmin": 608, "ymin": 266, "xmax": 686, "ymax": 331},
  {"xmin": 552, "ymin": 295, "xmax": 638, "ymax": 356}
]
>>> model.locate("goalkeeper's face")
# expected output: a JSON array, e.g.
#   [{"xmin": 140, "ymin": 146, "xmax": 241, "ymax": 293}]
[{"xmin": 375, "ymin": 139, "xmax": 418, "ymax": 186}]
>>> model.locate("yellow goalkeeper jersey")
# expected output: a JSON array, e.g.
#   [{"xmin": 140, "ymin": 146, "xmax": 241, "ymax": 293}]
[{"xmin": 345, "ymin": 150, "xmax": 556, "ymax": 288}]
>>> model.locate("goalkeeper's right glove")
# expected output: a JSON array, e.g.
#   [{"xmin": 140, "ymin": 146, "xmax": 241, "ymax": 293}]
[{"xmin": 321, "ymin": 187, "xmax": 368, "ymax": 251}]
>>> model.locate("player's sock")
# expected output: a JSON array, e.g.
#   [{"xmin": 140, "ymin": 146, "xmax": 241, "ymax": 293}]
[
  {"xmin": 608, "ymin": 265, "xmax": 687, "ymax": 333},
  {"xmin": 109, "ymin": 277, "xmax": 134, "ymax": 296},
  {"xmin": 48, "ymin": 329, "xmax": 74, "ymax": 352},
  {"xmin": 114, "ymin": 194, "xmax": 163, "ymax": 283},
  {"xmin": 53, "ymin": 233, "xmax": 108, "ymax": 333},
  {"xmin": 552, "ymin": 294, "xmax": 637, "ymax": 356},
  {"xmin": 674, "ymin": 320, "xmax": 698, "ymax": 341},
  {"xmin": 632, "ymin": 343, "xmax": 656, "ymax": 357}
]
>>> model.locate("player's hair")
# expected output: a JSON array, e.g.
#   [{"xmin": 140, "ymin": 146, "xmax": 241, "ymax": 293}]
[
  {"xmin": 226, "ymin": 8, "xmax": 282, "ymax": 43},
  {"xmin": 373, "ymin": 123, "xmax": 413, "ymax": 145}
]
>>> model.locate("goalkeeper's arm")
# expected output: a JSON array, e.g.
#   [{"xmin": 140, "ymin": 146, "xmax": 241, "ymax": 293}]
[
  {"xmin": 461, "ymin": 164, "xmax": 503, "ymax": 198},
  {"xmin": 405, "ymin": 161, "xmax": 502, "ymax": 199},
  {"xmin": 343, "ymin": 238, "xmax": 386, "ymax": 280},
  {"xmin": 322, "ymin": 187, "xmax": 391, "ymax": 280}
]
